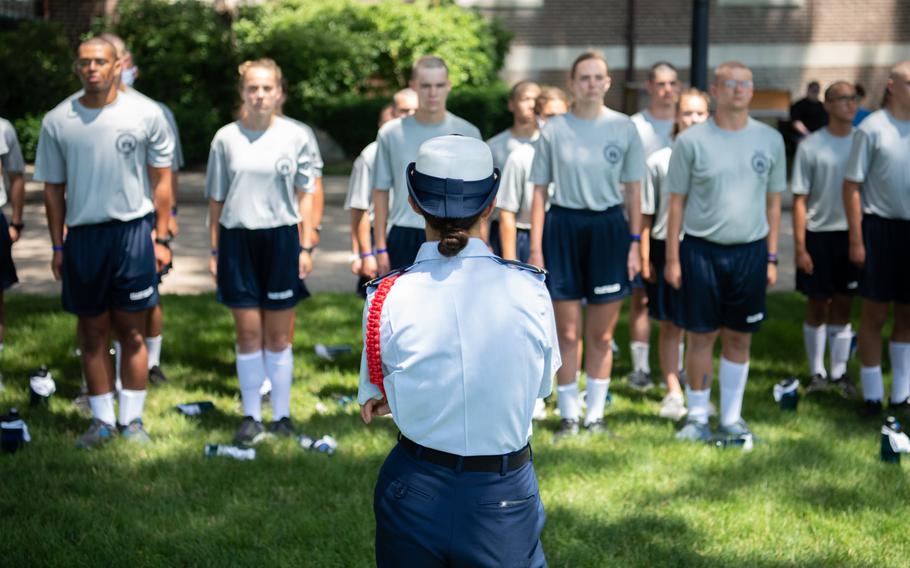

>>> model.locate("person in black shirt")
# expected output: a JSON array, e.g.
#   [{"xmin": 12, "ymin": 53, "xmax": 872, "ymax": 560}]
[{"xmin": 791, "ymin": 81, "xmax": 828, "ymax": 141}]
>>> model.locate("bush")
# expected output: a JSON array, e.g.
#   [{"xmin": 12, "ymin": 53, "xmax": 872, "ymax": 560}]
[
  {"xmin": 12, "ymin": 114, "xmax": 43, "ymax": 163},
  {"xmin": 0, "ymin": 21, "xmax": 79, "ymax": 122}
]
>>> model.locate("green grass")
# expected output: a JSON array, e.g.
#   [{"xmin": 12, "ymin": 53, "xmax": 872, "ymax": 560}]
[{"xmin": 0, "ymin": 292, "xmax": 908, "ymax": 567}]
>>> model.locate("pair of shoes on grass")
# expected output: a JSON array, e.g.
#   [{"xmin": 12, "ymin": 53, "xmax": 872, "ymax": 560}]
[
  {"xmin": 234, "ymin": 416, "xmax": 296, "ymax": 445},
  {"xmin": 553, "ymin": 418, "xmax": 613, "ymax": 441},
  {"xmin": 806, "ymin": 373, "xmax": 858, "ymax": 398},
  {"xmin": 75, "ymin": 418, "xmax": 150, "ymax": 449},
  {"xmin": 676, "ymin": 417, "xmax": 754, "ymax": 450}
]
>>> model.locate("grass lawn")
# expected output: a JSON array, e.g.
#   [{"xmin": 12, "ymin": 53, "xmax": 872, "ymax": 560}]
[{"xmin": 0, "ymin": 292, "xmax": 908, "ymax": 567}]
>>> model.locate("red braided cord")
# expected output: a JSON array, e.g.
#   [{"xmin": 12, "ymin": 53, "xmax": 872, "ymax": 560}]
[{"xmin": 366, "ymin": 274, "xmax": 400, "ymax": 399}]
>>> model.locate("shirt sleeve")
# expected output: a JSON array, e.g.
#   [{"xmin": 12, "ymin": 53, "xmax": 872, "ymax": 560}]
[
  {"xmin": 0, "ymin": 133, "xmax": 8, "ymax": 161},
  {"xmin": 768, "ymin": 133, "xmax": 787, "ymax": 193},
  {"xmin": 145, "ymin": 108, "xmax": 175, "ymax": 169},
  {"xmin": 33, "ymin": 119, "xmax": 66, "ymax": 184},
  {"xmin": 528, "ymin": 132, "xmax": 552, "ymax": 186},
  {"xmin": 665, "ymin": 138, "xmax": 693, "ymax": 196},
  {"xmin": 538, "ymin": 292, "xmax": 560, "ymax": 399},
  {"xmin": 790, "ymin": 141, "xmax": 812, "ymax": 196},
  {"xmin": 641, "ymin": 158, "xmax": 659, "ymax": 215},
  {"xmin": 345, "ymin": 154, "xmax": 371, "ymax": 210},
  {"xmin": 2, "ymin": 124, "xmax": 25, "ymax": 174},
  {"xmin": 620, "ymin": 122, "xmax": 646, "ymax": 183},
  {"xmin": 371, "ymin": 130, "xmax": 393, "ymax": 192},
  {"xmin": 357, "ymin": 293, "xmax": 385, "ymax": 404},
  {"xmin": 204, "ymin": 138, "xmax": 229, "ymax": 202},
  {"xmin": 159, "ymin": 104, "xmax": 184, "ymax": 171},
  {"xmin": 305, "ymin": 124, "xmax": 324, "ymax": 178},
  {"xmin": 294, "ymin": 137, "xmax": 314, "ymax": 193},
  {"xmin": 844, "ymin": 128, "xmax": 872, "ymax": 184},
  {"xmin": 497, "ymin": 149, "xmax": 527, "ymax": 214}
]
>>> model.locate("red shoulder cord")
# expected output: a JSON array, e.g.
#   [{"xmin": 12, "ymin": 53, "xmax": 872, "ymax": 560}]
[{"xmin": 366, "ymin": 274, "xmax": 400, "ymax": 399}]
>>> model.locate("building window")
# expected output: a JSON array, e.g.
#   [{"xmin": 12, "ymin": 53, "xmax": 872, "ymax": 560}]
[{"xmin": 717, "ymin": 0, "xmax": 805, "ymax": 6}]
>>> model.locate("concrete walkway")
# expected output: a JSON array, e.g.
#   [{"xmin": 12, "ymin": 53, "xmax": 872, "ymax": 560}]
[{"xmin": 11, "ymin": 169, "xmax": 796, "ymax": 296}]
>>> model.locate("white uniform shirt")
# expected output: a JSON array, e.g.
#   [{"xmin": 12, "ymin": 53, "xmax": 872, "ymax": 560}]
[
  {"xmin": 0, "ymin": 118, "xmax": 22, "ymax": 209},
  {"xmin": 791, "ymin": 127, "xmax": 854, "ymax": 232},
  {"xmin": 372, "ymin": 113, "xmax": 482, "ymax": 230},
  {"xmin": 34, "ymin": 90, "xmax": 175, "ymax": 227},
  {"xmin": 666, "ymin": 117, "xmax": 787, "ymax": 244},
  {"xmin": 631, "ymin": 109, "xmax": 674, "ymax": 157},
  {"xmin": 205, "ymin": 117, "xmax": 315, "ymax": 230},
  {"xmin": 641, "ymin": 146, "xmax": 673, "ymax": 241},
  {"xmin": 844, "ymin": 109, "xmax": 910, "ymax": 220},
  {"xmin": 344, "ymin": 141, "xmax": 378, "ymax": 212},
  {"xmin": 529, "ymin": 108, "xmax": 646, "ymax": 211},
  {"xmin": 357, "ymin": 238, "xmax": 561, "ymax": 456}
]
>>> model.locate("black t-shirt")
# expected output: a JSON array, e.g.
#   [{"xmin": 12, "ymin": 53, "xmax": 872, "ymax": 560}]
[{"xmin": 790, "ymin": 98, "xmax": 828, "ymax": 132}]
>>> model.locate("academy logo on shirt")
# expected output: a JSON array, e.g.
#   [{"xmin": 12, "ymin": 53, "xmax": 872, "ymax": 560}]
[
  {"xmin": 603, "ymin": 144, "xmax": 623, "ymax": 165},
  {"xmin": 275, "ymin": 156, "xmax": 294, "ymax": 178},
  {"xmin": 115, "ymin": 132, "xmax": 138, "ymax": 155},
  {"xmin": 751, "ymin": 152, "xmax": 770, "ymax": 175}
]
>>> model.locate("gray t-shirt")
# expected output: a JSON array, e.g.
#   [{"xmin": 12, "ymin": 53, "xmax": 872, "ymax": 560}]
[
  {"xmin": 529, "ymin": 108, "xmax": 645, "ymax": 210},
  {"xmin": 497, "ymin": 144, "xmax": 537, "ymax": 230},
  {"xmin": 205, "ymin": 117, "xmax": 315, "ymax": 230},
  {"xmin": 791, "ymin": 127, "xmax": 854, "ymax": 232},
  {"xmin": 631, "ymin": 109, "xmax": 674, "ymax": 157},
  {"xmin": 666, "ymin": 117, "xmax": 787, "ymax": 244},
  {"xmin": 0, "ymin": 118, "xmax": 25, "ymax": 209},
  {"xmin": 373, "ymin": 113, "xmax": 482, "ymax": 230},
  {"xmin": 345, "ymin": 140, "xmax": 378, "ymax": 212},
  {"xmin": 642, "ymin": 146, "xmax": 673, "ymax": 241},
  {"xmin": 844, "ymin": 109, "xmax": 910, "ymax": 220},
  {"xmin": 486, "ymin": 128, "xmax": 536, "ymax": 170},
  {"xmin": 285, "ymin": 117, "xmax": 324, "ymax": 180},
  {"xmin": 34, "ymin": 90, "xmax": 175, "ymax": 227},
  {"xmin": 158, "ymin": 103, "xmax": 184, "ymax": 172}
]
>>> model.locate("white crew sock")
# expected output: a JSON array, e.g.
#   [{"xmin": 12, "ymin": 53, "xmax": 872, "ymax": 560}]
[
  {"xmin": 860, "ymin": 365, "xmax": 884, "ymax": 402},
  {"xmin": 828, "ymin": 324, "xmax": 852, "ymax": 380},
  {"xmin": 146, "ymin": 335, "xmax": 163, "ymax": 369},
  {"xmin": 678, "ymin": 341, "xmax": 685, "ymax": 372},
  {"xmin": 89, "ymin": 392, "xmax": 116, "ymax": 425},
  {"xmin": 584, "ymin": 377, "xmax": 611, "ymax": 425},
  {"xmin": 237, "ymin": 349, "xmax": 266, "ymax": 421},
  {"xmin": 556, "ymin": 382, "xmax": 580, "ymax": 422},
  {"xmin": 265, "ymin": 347, "xmax": 294, "ymax": 420},
  {"xmin": 113, "ymin": 341, "xmax": 122, "ymax": 392},
  {"xmin": 118, "ymin": 389, "xmax": 147, "ymax": 426},
  {"xmin": 889, "ymin": 342, "xmax": 910, "ymax": 404},
  {"xmin": 802, "ymin": 323, "xmax": 827, "ymax": 377},
  {"xmin": 631, "ymin": 341, "xmax": 651, "ymax": 374},
  {"xmin": 686, "ymin": 385, "xmax": 711, "ymax": 425},
  {"xmin": 719, "ymin": 357, "xmax": 749, "ymax": 427}
]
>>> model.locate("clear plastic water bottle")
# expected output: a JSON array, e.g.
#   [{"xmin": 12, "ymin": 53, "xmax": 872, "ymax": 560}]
[
  {"xmin": 299, "ymin": 434, "xmax": 337, "ymax": 455},
  {"xmin": 29, "ymin": 365, "xmax": 56, "ymax": 407},
  {"xmin": 204, "ymin": 444, "xmax": 256, "ymax": 461},
  {"xmin": 1, "ymin": 408, "xmax": 30, "ymax": 453},
  {"xmin": 881, "ymin": 416, "xmax": 910, "ymax": 464},
  {"xmin": 175, "ymin": 401, "xmax": 215, "ymax": 416},
  {"xmin": 314, "ymin": 344, "xmax": 354, "ymax": 361},
  {"xmin": 773, "ymin": 378, "xmax": 800, "ymax": 411}
]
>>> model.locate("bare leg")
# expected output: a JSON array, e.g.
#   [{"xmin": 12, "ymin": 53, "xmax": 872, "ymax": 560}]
[
  {"xmin": 584, "ymin": 301, "xmax": 622, "ymax": 379},
  {"xmin": 658, "ymin": 320, "xmax": 685, "ymax": 394},
  {"xmin": 79, "ymin": 312, "xmax": 115, "ymax": 395},
  {"xmin": 554, "ymin": 301, "xmax": 582, "ymax": 386},
  {"xmin": 111, "ymin": 309, "xmax": 150, "ymax": 391}
]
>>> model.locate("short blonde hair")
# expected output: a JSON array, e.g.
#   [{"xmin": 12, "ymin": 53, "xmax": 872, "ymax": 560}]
[
  {"xmin": 237, "ymin": 58, "xmax": 283, "ymax": 92},
  {"xmin": 411, "ymin": 55, "xmax": 449, "ymax": 79},
  {"xmin": 535, "ymin": 86, "xmax": 569, "ymax": 113},
  {"xmin": 713, "ymin": 61, "xmax": 751, "ymax": 83}
]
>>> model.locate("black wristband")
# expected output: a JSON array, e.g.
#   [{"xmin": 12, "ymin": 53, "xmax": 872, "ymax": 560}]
[
  {"xmin": 11, "ymin": 222, "xmax": 23, "ymax": 232},
  {"xmin": 155, "ymin": 236, "xmax": 172, "ymax": 247},
  {"xmin": 301, "ymin": 246, "xmax": 315, "ymax": 254}
]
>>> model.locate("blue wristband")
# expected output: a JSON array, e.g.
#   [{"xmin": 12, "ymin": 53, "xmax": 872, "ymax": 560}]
[
  {"xmin": 52, "ymin": 245, "xmax": 64, "ymax": 252},
  {"xmin": 376, "ymin": 248, "xmax": 388, "ymax": 254},
  {"xmin": 211, "ymin": 248, "xmax": 218, "ymax": 256},
  {"xmin": 360, "ymin": 251, "xmax": 374, "ymax": 259},
  {"xmin": 630, "ymin": 234, "xmax": 641, "ymax": 242}
]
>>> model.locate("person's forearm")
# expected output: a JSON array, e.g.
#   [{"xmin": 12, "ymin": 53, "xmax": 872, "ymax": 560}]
[
  {"xmin": 299, "ymin": 192, "xmax": 314, "ymax": 248},
  {"xmin": 9, "ymin": 174, "xmax": 24, "ymax": 225},
  {"xmin": 150, "ymin": 167, "xmax": 173, "ymax": 237},
  {"xmin": 530, "ymin": 185, "xmax": 547, "ymax": 254},
  {"xmin": 666, "ymin": 195, "xmax": 684, "ymax": 262},
  {"xmin": 311, "ymin": 177, "xmax": 324, "ymax": 230},
  {"xmin": 498, "ymin": 210, "xmax": 518, "ymax": 260},
  {"xmin": 843, "ymin": 181, "xmax": 863, "ymax": 244},
  {"xmin": 209, "ymin": 200, "xmax": 223, "ymax": 250},
  {"xmin": 793, "ymin": 196, "xmax": 807, "ymax": 251},
  {"xmin": 793, "ymin": 120, "xmax": 809, "ymax": 136},
  {"xmin": 766, "ymin": 193, "xmax": 781, "ymax": 255},
  {"xmin": 352, "ymin": 208, "xmax": 371, "ymax": 256},
  {"xmin": 372, "ymin": 189, "xmax": 390, "ymax": 249},
  {"xmin": 44, "ymin": 183, "xmax": 66, "ymax": 246},
  {"xmin": 625, "ymin": 181, "xmax": 642, "ymax": 235},
  {"xmin": 641, "ymin": 218, "xmax": 653, "ymax": 266}
]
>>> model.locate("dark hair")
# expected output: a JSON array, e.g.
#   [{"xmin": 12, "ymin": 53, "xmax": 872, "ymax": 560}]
[
  {"xmin": 649, "ymin": 61, "xmax": 678, "ymax": 82},
  {"xmin": 509, "ymin": 80, "xmax": 540, "ymax": 101},
  {"xmin": 855, "ymin": 83, "xmax": 866, "ymax": 98},
  {"xmin": 823, "ymin": 80, "xmax": 853, "ymax": 102},
  {"xmin": 570, "ymin": 50, "xmax": 608, "ymax": 79},
  {"xmin": 423, "ymin": 212, "xmax": 483, "ymax": 257}
]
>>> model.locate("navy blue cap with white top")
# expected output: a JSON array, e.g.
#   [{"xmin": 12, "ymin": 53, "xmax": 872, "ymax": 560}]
[{"xmin": 406, "ymin": 135, "xmax": 500, "ymax": 219}]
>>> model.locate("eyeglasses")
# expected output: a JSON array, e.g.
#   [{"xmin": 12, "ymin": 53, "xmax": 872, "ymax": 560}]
[
  {"xmin": 76, "ymin": 58, "xmax": 109, "ymax": 68},
  {"xmin": 721, "ymin": 79, "xmax": 754, "ymax": 90},
  {"xmin": 828, "ymin": 95, "xmax": 860, "ymax": 103}
]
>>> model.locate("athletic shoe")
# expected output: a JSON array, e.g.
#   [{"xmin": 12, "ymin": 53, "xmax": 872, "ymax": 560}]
[
  {"xmin": 148, "ymin": 365, "xmax": 168, "ymax": 385},
  {"xmin": 659, "ymin": 392, "xmax": 688, "ymax": 421},
  {"xmin": 888, "ymin": 398, "xmax": 910, "ymax": 419},
  {"xmin": 627, "ymin": 370, "xmax": 654, "ymax": 392},
  {"xmin": 234, "ymin": 416, "xmax": 269, "ymax": 445},
  {"xmin": 119, "ymin": 418, "xmax": 151, "ymax": 444},
  {"xmin": 676, "ymin": 419, "xmax": 711, "ymax": 442},
  {"xmin": 861, "ymin": 399, "xmax": 883, "ymax": 419},
  {"xmin": 268, "ymin": 416, "xmax": 296, "ymax": 437},
  {"xmin": 75, "ymin": 419, "xmax": 118, "ymax": 449},
  {"xmin": 805, "ymin": 373, "xmax": 829, "ymax": 394},
  {"xmin": 584, "ymin": 418, "xmax": 610, "ymax": 435},
  {"xmin": 553, "ymin": 418, "xmax": 579, "ymax": 441},
  {"xmin": 716, "ymin": 419, "xmax": 755, "ymax": 451},
  {"xmin": 830, "ymin": 375, "xmax": 858, "ymax": 398}
]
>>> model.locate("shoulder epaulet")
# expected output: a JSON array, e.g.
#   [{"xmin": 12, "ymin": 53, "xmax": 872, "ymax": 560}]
[
  {"xmin": 490, "ymin": 257, "xmax": 548, "ymax": 276},
  {"xmin": 363, "ymin": 263, "xmax": 416, "ymax": 291}
]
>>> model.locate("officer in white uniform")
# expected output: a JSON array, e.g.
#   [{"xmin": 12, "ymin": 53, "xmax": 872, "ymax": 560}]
[{"xmin": 359, "ymin": 135, "xmax": 560, "ymax": 567}]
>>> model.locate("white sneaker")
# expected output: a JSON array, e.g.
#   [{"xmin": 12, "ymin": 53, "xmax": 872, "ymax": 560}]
[
  {"xmin": 533, "ymin": 398, "xmax": 547, "ymax": 421},
  {"xmin": 659, "ymin": 392, "xmax": 688, "ymax": 421}
]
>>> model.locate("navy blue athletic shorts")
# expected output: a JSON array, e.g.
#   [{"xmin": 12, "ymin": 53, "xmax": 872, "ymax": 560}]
[
  {"xmin": 644, "ymin": 238, "xmax": 680, "ymax": 322},
  {"xmin": 676, "ymin": 236, "xmax": 767, "ymax": 333},
  {"xmin": 543, "ymin": 204, "xmax": 632, "ymax": 304},
  {"xmin": 62, "ymin": 214, "xmax": 158, "ymax": 316},
  {"xmin": 796, "ymin": 230, "xmax": 859, "ymax": 299},
  {"xmin": 860, "ymin": 214, "xmax": 910, "ymax": 304},
  {"xmin": 489, "ymin": 220, "xmax": 531, "ymax": 263},
  {"xmin": 387, "ymin": 226, "xmax": 426, "ymax": 271},
  {"xmin": 0, "ymin": 213, "xmax": 18, "ymax": 291},
  {"xmin": 374, "ymin": 442, "xmax": 546, "ymax": 567},
  {"xmin": 217, "ymin": 224, "xmax": 310, "ymax": 309}
]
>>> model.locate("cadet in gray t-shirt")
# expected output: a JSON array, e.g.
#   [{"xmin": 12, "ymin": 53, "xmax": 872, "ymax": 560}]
[
  {"xmin": 0, "ymin": 118, "xmax": 21, "ymax": 298},
  {"xmin": 0, "ymin": 118, "xmax": 25, "ymax": 212},
  {"xmin": 631, "ymin": 109, "xmax": 673, "ymax": 158}
]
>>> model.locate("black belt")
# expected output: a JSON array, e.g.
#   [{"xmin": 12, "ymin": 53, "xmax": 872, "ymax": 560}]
[{"xmin": 397, "ymin": 434, "xmax": 531, "ymax": 473}]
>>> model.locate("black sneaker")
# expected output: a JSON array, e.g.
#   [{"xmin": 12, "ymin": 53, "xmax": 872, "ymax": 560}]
[
  {"xmin": 268, "ymin": 416, "xmax": 296, "ymax": 437},
  {"xmin": 888, "ymin": 397, "xmax": 910, "ymax": 419},
  {"xmin": 862, "ymin": 399, "xmax": 883, "ymax": 419},
  {"xmin": 148, "ymin": 365, "xmax": 168, "ymax": 385},
  {"xmin": 234, "ymin": 416, "xmax": 269, "ymax": 445},
  {"xmin": 584, "ymin": 418, "xmax": 611, "ymax": 435},
  {"xmin": 554, "ymin": 418, "xmax": 579, "ymax": 441},
  {"xmin": 805, "ymin": 373, "xmax": 829, "ymax": 394},
  {"xmin": 830, "ymin": 374, "xmax": 857, "ymax": 398}
]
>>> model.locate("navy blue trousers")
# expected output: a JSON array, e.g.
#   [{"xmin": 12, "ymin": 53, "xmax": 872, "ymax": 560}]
[{"xmin": 374, "ymin": 444, "xmax": 547, "ymax": 567}]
